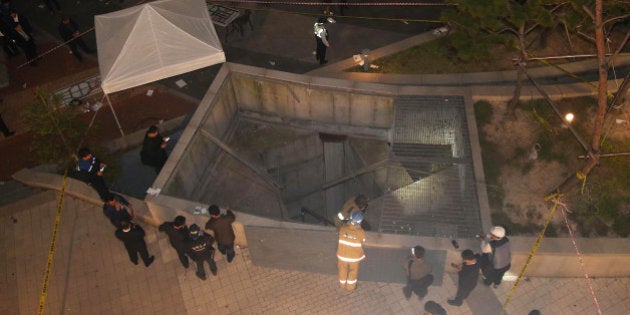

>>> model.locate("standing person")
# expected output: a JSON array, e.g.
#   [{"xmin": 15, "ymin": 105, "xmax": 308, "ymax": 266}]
[
  {"xmin": 0, "ymin": 20, "xmax": 19, "ymax": 58},
  {"xmin": 337, "ymin": 212, "xmax": 366, "ymax": 292},
  {"xmin": 482, "ymin": 226, "xmax": 511, "ymax": 288},
  {"xmin": 448, "ymin": 249, "xmax": 480, "ymax": 306},
  {"xmin": 159, "ymin": 215, "xmax": 190, "ymax": 268},
  {"xmin": 403, "ymin": 245, "xmax": 434, "ymax": 299},
  {"xmin": 76, "ymin": 147, "xmax": 110, "ymax": 201},
  {"xmin": 313, "ymin": 17, "xmax": 329, "ymax": 65},
  {"xmin": 103, "ymin": 194, "xmax": 135, "ymax": 229},
  {"xmin": 58, "ymin": 16, "xmax": 93, "ymax": 62},
  {"xmin": 140, "ymin": 125, "xmax": 168, "ymax": 173},
  {"xmin": 334, "ymin": 194, "xmax": 368, "ymax": 230},
  {"xmin": 0, "ymin": 99, "xmax": 15, "ymax": 137},
  {"xmin": 185, "ymin": 224, "xmax": 218, "ymax": 280},
  {"xmin": 115, "ymin": 221, "xmax": 155, "ymax": 267},
  {"xmin": 9, "ymin": 10, "xmax": 38, "ymax": 66},
  {"xmin": 205, "ymin": 205, "xmax": 236, "ymax": 263}
]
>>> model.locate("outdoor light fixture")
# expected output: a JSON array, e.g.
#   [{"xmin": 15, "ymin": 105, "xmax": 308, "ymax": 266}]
[{"xmin": 564, "ymin": 113, "xmax": 574, "ymax": 123}]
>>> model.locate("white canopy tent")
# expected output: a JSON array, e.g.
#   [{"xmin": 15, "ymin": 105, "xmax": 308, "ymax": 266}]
[{"xmin": 95, "ymin": 0, "xmax": 226, "ymax": 136}]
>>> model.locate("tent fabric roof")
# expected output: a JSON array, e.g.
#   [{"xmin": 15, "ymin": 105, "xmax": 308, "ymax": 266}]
[{"xmin": 95, "ymin": 0, "xmax": 225, "ymax": 94}]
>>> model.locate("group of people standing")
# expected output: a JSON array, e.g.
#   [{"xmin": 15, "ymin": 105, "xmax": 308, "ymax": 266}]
[
  {"xmin": 158, "ymin": 206, "xmax": 237, "ymax": 280},
  {"xmin": 334, "ymin": 195, "xmax": 512, "ymax": 312},
  {"xmin": 101, "ymin": 193, "xmax": 237, "ymax": 280}
]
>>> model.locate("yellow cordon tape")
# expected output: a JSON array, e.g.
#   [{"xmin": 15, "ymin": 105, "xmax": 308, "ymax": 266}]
[
  {"xmin": 38, "ymin": 171, "xmax": 68, "ymax": 315},
  {"xmin": 499, "ymin": 192, "xmax": 561, "ymax": 315},
  {"xmin": 576, "ymin": 171, "xmax": 587, "ymax": 195}
]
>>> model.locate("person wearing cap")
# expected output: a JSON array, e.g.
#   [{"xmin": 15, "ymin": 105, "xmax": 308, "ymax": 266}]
[
  {"xmin": 205, "ymin": 205, "xmax": 236, "ymax": 263},
  {"xmin": 337, "ymin": 212, "xmax": 366, "ymax": 291},
  {"xmin": 313, "ymin": 17, "xmax": 330, "ymax": 65},
  {"xmin": 159, "ymin": 215, "xmax": 190, "ymax": 268},
  {"xmin": 76, "ymin": 147, "xmax": 110, "ymax": 201},
  {"xmin": 480, "ymin": 226, "xmax": 511, "ymax": 287},
  {"xmin": 334, "ymin": 194, "xmax": 368, "ymax": 231},
  {"xmin": 115, "ymin": 221, "xmax": 155, "ymax": 267},
  {"xmin": 448, "ymin": 249, "xmax": 480, "ymax": 306},
  {"xmin": 403, "ymin": 245, "xmax": 433, "ymax": 299},
  {"xmin": 185, "ymin": 224, "xmax": 218, "ymax": 280}
]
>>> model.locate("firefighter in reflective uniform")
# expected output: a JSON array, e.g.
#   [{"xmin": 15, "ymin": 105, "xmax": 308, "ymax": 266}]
[
  {"xmin": 337, "ymin": 212, "xmax": 366, "ymax": 291},
  {"xmin": 334, "ymin": 194, "xmax": 368, "ymax": 230}
]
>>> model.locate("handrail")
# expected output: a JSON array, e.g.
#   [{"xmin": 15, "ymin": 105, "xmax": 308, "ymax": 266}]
[{"xmin": 300, "ymin": 207, "xmax": 334, "ymax": 226}]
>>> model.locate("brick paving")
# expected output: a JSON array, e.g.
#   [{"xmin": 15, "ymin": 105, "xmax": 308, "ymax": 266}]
[{"xmin": 2, "ymin": 192, "xmax": 628, "ymax": 314}]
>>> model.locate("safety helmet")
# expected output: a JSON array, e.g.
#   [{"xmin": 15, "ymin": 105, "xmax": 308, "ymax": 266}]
[
  {"xmin": 189, "ymin": 224, "xmax": 201, "ymax": 240},
  {"xmin": 350, "ymin": 212, "xmax": 363, "ymax": 226},
  {"xmin": 490, "ymin": 226, "xmax": 506, "ymax": 239}
]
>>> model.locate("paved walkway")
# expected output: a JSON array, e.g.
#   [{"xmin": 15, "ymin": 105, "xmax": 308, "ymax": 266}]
[
  {"xmin": 2, "ymin": 2, "xmax": 629, "ymax": 315},
  {"xmin": 1, "ymin": 191, "xmax": 628, "ymax": 315}
]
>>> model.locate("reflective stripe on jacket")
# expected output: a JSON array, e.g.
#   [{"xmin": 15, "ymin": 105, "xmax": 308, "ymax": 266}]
[{"xmin": 337, "ymin": 224, "xmax": 366, "ymax": 262}]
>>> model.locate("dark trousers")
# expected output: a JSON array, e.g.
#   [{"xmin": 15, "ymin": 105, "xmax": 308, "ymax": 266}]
[
  {"xmin": 18, "ymin": 39, "xmax": 38, "ymax": 65},
  {"xmin": 0, "ymin": 114, "xmax": 13, "ymax": 136},
  {"xmin": 87, "ymin": 175, "xmax": 110, "ymax": 201},
  {"xmin": 451, "ymin": 283, "xmax": 477, "ymax": 305},
  {"xmin": 315, "ymin": 37, "xmax": 327, "ymax": 64},
  {"xmin": 125, "ymin": 243, "xmax": 151, "ymax": 265},
  {"xmin": 484, "ymin": 264, "xmax": 510, "ymax": 286},
  {"xmin": 2, "ymin": 38, "xmax": 19, "ymax": 58},
  {"xmin": 67, "ymin": 38, "xmax": 93, "ymax": 62},
  {"xmin": 44, "ymin": 0, "xmax": 61, "ymax": 11},
  {"xmin": 174, "ymin": 246, "xmax": 189, "ymax": 268},
  {"xmin": 194, "ymin": 256, "xmax": 217, "ymax": 279},
  {"xmin": 218, "ymin": 243, "xmax": 235, "ymax": 262},
  {"xmin": 406, "ymin": 274, "xmax": 434, "ymax": 298}
]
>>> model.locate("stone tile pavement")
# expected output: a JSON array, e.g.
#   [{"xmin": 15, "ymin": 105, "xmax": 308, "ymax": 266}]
[{"xmin": 1, "ymin": 192, "xmax": 628, "ymax": 314}]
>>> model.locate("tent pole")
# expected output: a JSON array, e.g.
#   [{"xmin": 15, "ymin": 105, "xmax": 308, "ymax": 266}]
[{"xmin": 105, "ymin": 93, "xmax": 125, "ymax": 138}]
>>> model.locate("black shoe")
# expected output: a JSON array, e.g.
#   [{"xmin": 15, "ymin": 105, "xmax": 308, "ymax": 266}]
[
  {"xmin": 132, "ymin": 260, "xmax": 139, "ymax": 265},
  {"xmin": 5, "ymin": 131, "xmax": 15, "ymax": 137},
  {"xmin": 183, "ymin": 262, "xmax": 189, "ymax": 269},
  {"xmin": 196, "ymin": 272, "xmax": 206, "ymax": 280},
  {"xmin": 320, "ymin": 60, "xmax": 328, "ymax": 64},
  {"xmin": 145, "ymin": 256, "xmax": 155, "ymax": 267},
  {"xmin": 211, "ymin": 269, "xmax": 217, "ymax": 276},
  {"xmin": 402, "ymin": 286, "xmax": 412, "ymax": 299},
  {"xmin": 447, "ymin": 299, "xmax": 462, "ymax": 306}
]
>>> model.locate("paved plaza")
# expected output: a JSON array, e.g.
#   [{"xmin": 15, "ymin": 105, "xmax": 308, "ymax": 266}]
[{"xmin": 1, "ymin": 191, "xmax": 628, "ymax": 314}]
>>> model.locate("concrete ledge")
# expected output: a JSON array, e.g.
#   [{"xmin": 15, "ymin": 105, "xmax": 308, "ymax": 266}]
[{"xmin": 13, "ymin": 168, "xmax": 630, "ymax": 277}]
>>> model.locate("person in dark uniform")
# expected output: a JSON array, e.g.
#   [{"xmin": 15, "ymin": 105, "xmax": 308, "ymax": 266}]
[
  {"xmin": 313, "ymin": 17, "xmax": 329, "ymax": 65},
  {"xmin": 0, "ymin": 98, "xmax": 15, "ymax": 137},
  {"xmin": 140, "ymin": 125, "xmax": 168, "ymax": 173},
  {"xmin": 403, "ymin": 245, "xmax": 434, "ymax": 299},
  {"xmin": 448, "ymin": 249, "xmax": 480, "ymax": 306},
  {"xmin": 159, "ymin": 215, "xmax": 190, "ymax": 268},
  {"xmin": 58, "ymin": 16, "xmax": 93, "ymax": 62},
  {"xmin": 76, "ymin": 147, "xmax": 110, "ymax": 201},
  {"xmin": 115, "ymin": 221, "xmax": 155, "ymax": 267},
  {"xmin": 0, "ymin": 19, "xmax": 19, "ymax": 58},
  {"xmin": 185, "ymin": 224, "xmax": 217, "ymax": 280},
  {"xmin": 103, "ymin": 194, "xmax": 135, "ymax": 229},
  {"xmin": 205, "ymin": 205, "xmax": 236, "ymax": 263},
  {"xmin": 9, "ymin": 10, "xmax": 38, "ymax": 66}
]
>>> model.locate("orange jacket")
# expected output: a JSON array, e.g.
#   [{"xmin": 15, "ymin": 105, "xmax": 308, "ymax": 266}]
[{"xmin": 337, "ymin": 224, "xmax": 366, "ymax": 262}]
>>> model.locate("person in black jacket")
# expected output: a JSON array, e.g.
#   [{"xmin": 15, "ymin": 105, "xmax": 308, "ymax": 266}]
[
  {"xmin": 58, "ymin": 16, "xmax": 93, "ymax": 62},
  {"xmin": 140, "ymin": 125, "xmax": 168, "ymax": 173},
  {"xmin": 103, "ymin": 194, "xmax": 135, "ymax": 229},
  {"xmin": 185, "ymin": 224, "xmax": 217, "ymax": 280},
  {"xmin": 9, "ymin": 10, "xmax": 37, "ymax": 66},
  {"xmin": 115, "ymin": 221, "xmax": 155, "ymax": 267},
  {"xmin": 448, "ymin": 249, "xmax": 480, "ymax": 306},
  {"xmin": 158, "ymin": 215, "xmax": 190, "ymax": 268}
]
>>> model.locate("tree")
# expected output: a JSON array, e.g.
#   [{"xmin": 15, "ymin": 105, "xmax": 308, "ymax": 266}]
[
  {"xmin": 22, "ymin": 90, "xmax": 91, "ymax": 168},
  {"xmin": 441, "ymin": 0, "xmax": 556, "ymax": 116}
]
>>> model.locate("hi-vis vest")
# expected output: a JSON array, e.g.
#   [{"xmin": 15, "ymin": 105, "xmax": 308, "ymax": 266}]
[
  {"xmin": 313, "ymin": 23, "xmax": 326, "ymax": 38},
  {"xmin": 337, "ymin": 224, "xmax": 366, "ymax": 262}
]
